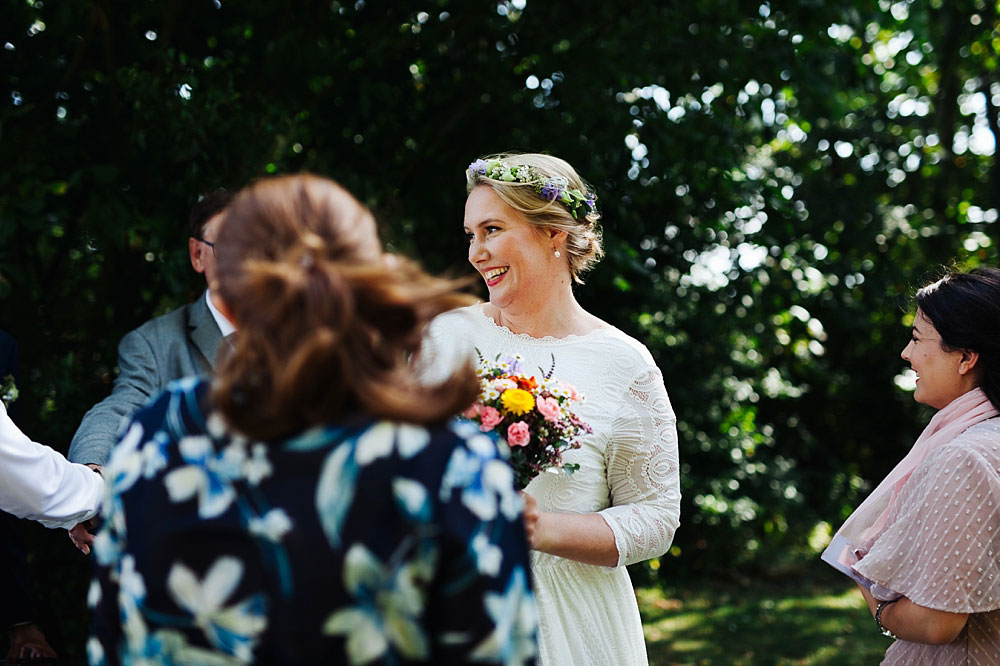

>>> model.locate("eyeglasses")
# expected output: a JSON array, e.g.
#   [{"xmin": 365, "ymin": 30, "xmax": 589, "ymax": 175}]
[{"xmin": 194, "ymin": 237, "xmax": 217, "ymax": 257}]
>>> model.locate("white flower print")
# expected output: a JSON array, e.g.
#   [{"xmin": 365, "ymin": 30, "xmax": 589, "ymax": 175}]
[
  {"xmin": 163, "ymin": 436, "xmax": 242, "ymax": 518},
  {"xmin": 141, "ymin": 432, "xmax": 170, "ymax": 479},
  {"xmin": 106, "ymin": 421, "xmax": 145, "ymax": 495},
  {"xmin": 243, "ymin": 443, "xmax": 273, "ymax": 485},
  {"xmin": 393, "ymin": 478, "xmax": 431, "ymax": 523},
  {"xmin": 470, "ymin": 567, "xmax": 538, "ymax": 666},
  {"xmin": 167, "ymin": 556, "xmax": 267, "ymax": 662},
  {"xmin": 355, "ymin": 422, "xmax": 396, "ymax": 465},
  {"xmin": 395, "ymin": 424, "xmax": 431, "ymax": 459},
  {"xmin": 440, "ymin": 435, "xmax": 522, "ymax": 522},
  {"xmin": 247, "ymin": 508, "xmax": 293, "ymax": 543},
  {"xmin": 470, "ymin": 531, "xmax": 503, "ymax": 577},
  {"xmin": 323, "ymin": 544, "xmax": 432, "ymax": 664}
]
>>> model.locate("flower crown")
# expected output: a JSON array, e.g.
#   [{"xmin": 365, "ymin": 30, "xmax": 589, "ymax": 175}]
[{"xmin": 468, "ymin": 158, "xmax": 598, "ymax": 221}]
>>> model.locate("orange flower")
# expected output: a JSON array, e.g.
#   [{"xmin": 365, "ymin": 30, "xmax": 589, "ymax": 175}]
[{"xmin": 515, "ymin": 375, "xmax": 538, "ymax": 391}]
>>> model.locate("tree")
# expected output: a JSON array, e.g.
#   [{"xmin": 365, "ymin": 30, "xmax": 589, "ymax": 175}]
[{"xmin": 2, "ymin": 0, "xmax": 1000, "ymax": 655}]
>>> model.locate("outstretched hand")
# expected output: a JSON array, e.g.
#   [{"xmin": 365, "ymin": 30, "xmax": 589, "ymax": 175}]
[{"xmin": 68, "ymin": 518, "xmax": 97, "ymax": 555}]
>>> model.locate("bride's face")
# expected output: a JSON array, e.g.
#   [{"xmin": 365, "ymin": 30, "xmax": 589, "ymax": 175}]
[{"xmin": 464, "ymin": 186, "xmax": 560, "ymax": 312}]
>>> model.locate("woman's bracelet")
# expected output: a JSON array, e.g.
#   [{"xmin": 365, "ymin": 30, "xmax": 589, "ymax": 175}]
[{"xmin": 875, "ymin": 598, "xmax": 901, "ymax": 639}]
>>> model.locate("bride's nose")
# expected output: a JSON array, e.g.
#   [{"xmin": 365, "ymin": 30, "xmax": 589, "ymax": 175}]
[{"xmin": 469, "ymin": 237, "xmax": 488, "ymax": 264}]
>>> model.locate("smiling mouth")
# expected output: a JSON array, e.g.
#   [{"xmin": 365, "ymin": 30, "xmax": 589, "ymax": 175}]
[{"xmin": 483, "ymin": 267, "xmax": 509, "ymax": 285}]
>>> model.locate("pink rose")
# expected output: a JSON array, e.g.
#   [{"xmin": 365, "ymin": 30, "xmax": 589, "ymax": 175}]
[
  {"xmin": 536, "ymin": 396, "xmax": 561, "ymax": 422},
  {"xmin": 463, "ymin": 403, "xmax": 481, "ymax": 419},
  {"xmin": 507, "ymin": 421, "xmax": 531, "ymax": 447},
  {"xmin": 560, "ymin": 382, "xmax": 581, "ymax": 402},
  {"xmin": 479, "ymin": 406, "xmax": 502, "ymax": 432}
]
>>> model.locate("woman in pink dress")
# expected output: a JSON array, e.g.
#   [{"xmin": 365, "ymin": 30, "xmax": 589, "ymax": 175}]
[{"xmin": 823, "ymin": 267, "xmax": 1000, "ymax": 664}]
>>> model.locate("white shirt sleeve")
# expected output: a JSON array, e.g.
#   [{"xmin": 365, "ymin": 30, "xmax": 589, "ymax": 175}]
[{"xmin": 0, "ymin": 403, "xmax": 104, "ymax": 528}]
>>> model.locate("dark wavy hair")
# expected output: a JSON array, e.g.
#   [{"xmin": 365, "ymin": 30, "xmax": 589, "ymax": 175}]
[
  {"xmin": 211, "ymin": 173, "xmax": 478, "ymax": 440},
  {"xmin": 188, "ymin": 189, "xmax": 235, "ymax": 238},
  {"xmin": 915, "ymin": 266, "xmax": 1000, "ymax": 411}
]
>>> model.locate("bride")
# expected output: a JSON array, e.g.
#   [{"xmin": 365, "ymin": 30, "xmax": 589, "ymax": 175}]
[{"xmin": 423, "ymin": 152, "xmax": 681, "ymax": 665}]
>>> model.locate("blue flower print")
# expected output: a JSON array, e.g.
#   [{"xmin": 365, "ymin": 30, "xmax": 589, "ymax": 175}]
[
  {"xmin": 246, "ymin": 508, "xmax": 293, "ymax": 543},
  {"xmin": 91, "ymin": 377, "xmax": 537, "ymax": 665},
  {"xmin": 323, "ymin": 544, "xmax": 434, "ymax": 664},
  {"xmin": 440, "ymin": 430, "xmax": 522, "ymax": 523},
  {"xmin": 166, "ymin": 556, "xmax": 268, "ymax": 662},
  {"xmin": 470, "ymin": 528, "xmax": 503, "ymax": 576},
  {"xmin": 393, "ymin": 478, "xmax": 432, "ymax": 523},
  {"xmin": 163, "ymin": 438, "xmax": 237, "ymax": 519},
  {"xmin": 470, "ymin": 567, "xmax": 538, "ymax": 666},
  {"xmin": 316, "ymin": 422, "xmax": 433, "ymax": 547}
]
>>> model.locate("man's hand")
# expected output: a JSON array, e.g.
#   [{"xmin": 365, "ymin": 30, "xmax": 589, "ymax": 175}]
[
  {"xmin": 68, "ymin": 518, "xmax": 97, "ymax": 555},
  {"xmin": 6, "ymin": 623, "xmax": 57, "ymax": 665}
]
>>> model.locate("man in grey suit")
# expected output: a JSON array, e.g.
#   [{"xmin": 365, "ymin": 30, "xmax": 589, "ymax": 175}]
[{"xmin": 69, "ymin": 191, "xmax": 236, "ymax": 468}]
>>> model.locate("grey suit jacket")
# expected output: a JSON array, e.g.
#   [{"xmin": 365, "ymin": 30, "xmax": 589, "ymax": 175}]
[{"xmin": 69, "ymin": 295, "xmax": 224, "ymax": 465}]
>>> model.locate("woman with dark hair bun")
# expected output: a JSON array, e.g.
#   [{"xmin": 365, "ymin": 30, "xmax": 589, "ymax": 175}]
[
  {"xmin": 823, "ymin": 266, "xmax": 1000, "ymax": 664},
  {"xmin": 90, "ymin": 174, "xmax": 538, "ymax": 665}
]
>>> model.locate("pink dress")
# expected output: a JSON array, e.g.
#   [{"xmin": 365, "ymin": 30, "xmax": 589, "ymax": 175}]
[{"xmin": 854, "ymin": 418, "xmax": 1000, "ymax": 665}]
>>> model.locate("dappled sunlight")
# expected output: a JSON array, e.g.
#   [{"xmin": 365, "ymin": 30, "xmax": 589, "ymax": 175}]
[{"xmin": 639, "ymin": 578, "xmax": 885, "ymax": 665}]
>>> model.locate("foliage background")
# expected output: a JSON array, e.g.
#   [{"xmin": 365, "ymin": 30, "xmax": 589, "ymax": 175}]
[{"xmin": 2, "ymin": 0, "xmax": 1000, "ymax": 660}]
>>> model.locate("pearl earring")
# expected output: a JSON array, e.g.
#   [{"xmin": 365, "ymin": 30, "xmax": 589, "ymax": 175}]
[{"xmin": 553, "ymin": 248, "xmax": 561, "ymax": 258}]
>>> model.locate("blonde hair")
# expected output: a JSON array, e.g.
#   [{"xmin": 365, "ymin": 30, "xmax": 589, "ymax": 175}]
[
  {"xmin": 212, "ymin": 173, "xmax": 478, "ymax": 440},
  {"xmin": 466, "ymin": 152, "xmax": 604, "ymax": 283}
]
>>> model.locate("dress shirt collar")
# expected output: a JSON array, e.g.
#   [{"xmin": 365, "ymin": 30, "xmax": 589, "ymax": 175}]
[{"xmin": 204, "ymin": 290, "xmax": 237, "ymax": 338}]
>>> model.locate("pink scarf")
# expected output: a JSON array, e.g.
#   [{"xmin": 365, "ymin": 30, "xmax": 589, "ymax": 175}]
[{"xmin": 823, "ymin": 387, "xmax": 998, "ymax": 571}]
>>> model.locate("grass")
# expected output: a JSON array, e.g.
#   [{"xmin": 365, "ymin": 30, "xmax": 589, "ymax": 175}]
[{"xmin": 638, "ymin": 569, "xmax": 889, "ymax": 665}]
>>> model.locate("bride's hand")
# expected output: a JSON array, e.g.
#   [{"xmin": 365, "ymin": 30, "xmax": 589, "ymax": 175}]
[{"xmin": 522, "ymin": 491, "xmax": 542, "ymax": 550}]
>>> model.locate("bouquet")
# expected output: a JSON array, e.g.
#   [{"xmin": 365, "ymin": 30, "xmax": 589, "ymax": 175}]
[{"xmin": 464, "ymin": 351, "xmax": 592, "ymax": 490}]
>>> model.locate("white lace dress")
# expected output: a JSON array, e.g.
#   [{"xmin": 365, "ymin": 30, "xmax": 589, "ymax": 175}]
[{"xmin": 423, "ymin": 305, "xmax": 681, "ymax": 666}]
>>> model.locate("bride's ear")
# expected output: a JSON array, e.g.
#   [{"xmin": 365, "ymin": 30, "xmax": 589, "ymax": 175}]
[{"xmin": 547, "ymin": 228, "xmax": 569, "ymax": 247}]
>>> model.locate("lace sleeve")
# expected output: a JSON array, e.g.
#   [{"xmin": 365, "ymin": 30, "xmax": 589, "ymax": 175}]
[{"xmin": 599, "ymin": 366, "xmax": 681, "ymax": 567}]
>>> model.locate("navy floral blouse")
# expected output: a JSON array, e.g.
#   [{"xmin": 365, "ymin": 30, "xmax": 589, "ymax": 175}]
[{"xmin": 88, "ymin": 377, "xmax": 537, "ymax": 665}]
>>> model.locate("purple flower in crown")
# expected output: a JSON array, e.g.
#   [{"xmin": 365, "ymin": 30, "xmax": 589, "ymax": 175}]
[
  {"xmin": 540, "ymin": 180, "xmax": 563, "ymax": 202},
  {"xmin": 468, "ymin": 159, "xmax": 489, "ymax": 175},
  {"xmin": 585, "ymin": 193, "xmax": 597, "ymax": 212},
  {"xmin": 540, "ymin": 177, "xmax": 567, "ymax": 202}
]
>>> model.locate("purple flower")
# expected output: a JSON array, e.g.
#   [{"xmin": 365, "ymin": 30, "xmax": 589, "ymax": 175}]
[
  {"xmin": 499, "ymin": 355, "xmax": 523, "ymax": 374},
  {"xmin": 497, "ymin": 356, "xmax": 521, "ymax": 375},
  {"xmin": 468, "ymin": 159, "xmax": 489, "ymax": 175},
  {"xmin": 585, "ymin": 193, "xmax": 597, "ymax": 211},
  {"xmin": 540, "ymin": 179, "xmax": 563, "ymax": 202}
]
